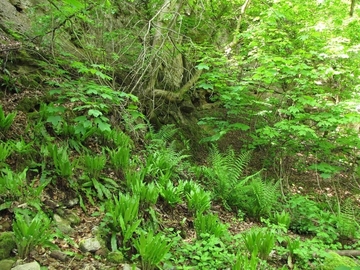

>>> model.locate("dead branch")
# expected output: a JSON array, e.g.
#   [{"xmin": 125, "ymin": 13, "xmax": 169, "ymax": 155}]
[{"xmin": 331, "ymin": 250, "xmax": 360, "ymax": 257}]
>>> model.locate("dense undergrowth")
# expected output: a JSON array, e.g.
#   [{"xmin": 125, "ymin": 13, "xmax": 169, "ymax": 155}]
[
  {"xmin": 0, "ymin": 0, "xmax": 360, "ymax": 269},
  {"xmin": 1, "ymin": 92, "xmax": 360, "ymax": 269}
]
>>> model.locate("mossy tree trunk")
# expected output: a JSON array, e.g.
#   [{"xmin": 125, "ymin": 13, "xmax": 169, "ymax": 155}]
[
  {"xmin": 126, "ymin": 0, "xmax": 201, "ymax": 126},
  {"xmin": 125, "ymin": 0, "xmax": 252, "ymax": 127}
]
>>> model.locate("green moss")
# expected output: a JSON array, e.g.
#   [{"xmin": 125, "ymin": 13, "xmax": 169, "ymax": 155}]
[
  {"xmin": 16, "ymin": 97, "xmax": 40, "ymax": 112},
  {"xmin": 0, "ymin": 232, "xmax": 16, "ymax": 260},
  {"xmin": 0, "ymin": 259, "xmax": 16, "ymax": 270},
  {"xmin": 66, "ymin": 212, "xmax": 81, "ymax": 226},
  {"xmin": 322, "ymin": 252, "xmax": 359, "ymax": 270},
  {"xmin": 18, "ymin": 75, "xmax": 41, "ymax": 89},
  {"xmin": 107, "ymin": 251, "xmax": 124, "ymax": 263}
]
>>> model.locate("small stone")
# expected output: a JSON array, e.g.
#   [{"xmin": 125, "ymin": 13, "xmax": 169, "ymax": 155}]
[
  {"xmin": 66, "ymin": 212, "xmax": 81, "ymax": 226},
  {"xmin": 79, "ymin": 238, "xmax": 101, "ymax": 253},
  {"xmin": 66, "ymin": 197, "xmax": 79, "ymax": 208},
  {"xmin": 50, "ymin": 250, "xmax": 68, "ymax": 262},
  {"xmin": 91, "ymin": 226, "xmax": 99, "ymax": 234},
  {"xmin": 43, "ymin": 199, "xmax": 59, "ymax": 209},
  {"xmin": 11, "ymin": 261, "xmax": 41, "ymax": 270},
  {"xmin": 122, "ymin": 264, "xmax": 140, "ymax": 270},
  {"xmin": 53, "ymin": 214, "xmax": 74, "ymax": 235},
  {"xmin": 0, "ymin": 220, "xmax": 12, "ymax": 232}
]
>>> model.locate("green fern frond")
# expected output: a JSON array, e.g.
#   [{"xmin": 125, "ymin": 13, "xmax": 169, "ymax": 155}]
[
  {"xmin": 250, "ymin": 178, "xmax": 279, "ymax": 217},
  {"xmin": 229, "ymin": 149, "xmax": 252, "ymax": 182},
  {"xmin": 194, "ymin": 213, "xmax": 228, "ymax": 239},
  {"xmin": 0, "ymin": 142, "xmax": 12, "ymax": 163},
  {"xmin": 208, "ymin": 145, "xmax": 252, "ymax": 184},
  {"xmin": 203, "ymin": 145, "xmax": 259, "ymax": 211},
  {"xmin": 337, "ymin": 198, "xmax": 360, "ymax": 238},
  {"xmin": 149, "ymin": 124, "xmax": 178, "ymax": 142},
  {"xmin": 208, "ymin": 145, "xmax": 225, "ymax": 170}
]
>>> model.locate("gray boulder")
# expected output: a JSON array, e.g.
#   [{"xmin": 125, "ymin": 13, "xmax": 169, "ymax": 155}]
[
  {"xmin": 0, "ymin": 0, "xmax": 31, "ymax": 33},
  {"xmin": 11, "ymin": 261, "xmax": 40, "ymax": 270},
  {"xmin": 79, "ymin": 238, "xmax": 101, "ymax": 253}
]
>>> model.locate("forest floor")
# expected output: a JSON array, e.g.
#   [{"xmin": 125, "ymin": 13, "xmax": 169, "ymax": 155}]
[{"xmin": 1, "ymin": 91, "xmax": 360, "ymax": 269}]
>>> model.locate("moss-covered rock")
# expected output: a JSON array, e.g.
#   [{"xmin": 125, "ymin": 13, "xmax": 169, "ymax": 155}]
[
  {"xmin": 0, "ymin": 259, "xmax": 15, "ymax": 270},
  {"xmin": 107, "ymin": 251, "xmax": 124, "ymax": 263},
  {"xmin": 66, "ymin": 211, "xmax": 81, "ymax": 226},
  {"xmin": 322, "ymin": 252, "xmax": 359, "ymax": 270},
  {"xmin": 16, "ymin": 97, "xmax": 40, "ymax": 113},
  {"xmin": 0, "ymin": 232, "xmax": 16, "ymax": 260}
]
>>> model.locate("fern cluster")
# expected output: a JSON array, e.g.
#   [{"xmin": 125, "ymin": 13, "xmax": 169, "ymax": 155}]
[
  {"xmin": 200, "ymin": 146, "xmax": 251, "ymax": 205},
  {"xmin": 200, "ymin": 146, "xmax": 279, "ymax": 218},
  {"xmin": 337, "ymin": 198, "xmax": 360, "ymax": 239},
  {"xmin": 234, "ymin": 177, "xmax": 280, "ymax": 218},
  {"xmin": 144, "ymin": 125, "xmax": 190, "ymax": 180}
]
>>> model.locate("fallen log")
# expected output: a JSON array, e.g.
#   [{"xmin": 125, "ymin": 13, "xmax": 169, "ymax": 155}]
[{"xmin": 332, "ymin": 250, "xmax": 360, "ymax": 257}]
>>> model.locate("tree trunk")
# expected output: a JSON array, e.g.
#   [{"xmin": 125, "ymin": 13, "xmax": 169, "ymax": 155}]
[
  {"xmin": 349, "ymin": 0, "xmax": 356, "ymax": 16},
  {"xmin": 134, "ymin": 0, "xmax": 202, "ymax": 124}
]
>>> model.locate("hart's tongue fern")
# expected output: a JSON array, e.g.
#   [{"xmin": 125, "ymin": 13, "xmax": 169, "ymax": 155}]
[{"xmin": 0, "ymin": 105, "xmax": 17, "ymax": 132}]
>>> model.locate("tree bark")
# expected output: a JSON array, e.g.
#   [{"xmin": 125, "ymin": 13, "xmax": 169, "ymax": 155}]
[{"xmin": 145, "ymin": 0, "xmax": 184, "ymax": 95}]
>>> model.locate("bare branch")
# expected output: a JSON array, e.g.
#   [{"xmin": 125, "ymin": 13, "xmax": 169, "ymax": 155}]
[{"xmin": 225, "ymin": 0, "xmax": 252, "ymax": 53}]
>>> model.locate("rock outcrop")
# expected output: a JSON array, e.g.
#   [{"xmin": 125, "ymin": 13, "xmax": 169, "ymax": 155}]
[{"xmin": 0, "ymin": 0, "xmax": 32, "ymax": 34}]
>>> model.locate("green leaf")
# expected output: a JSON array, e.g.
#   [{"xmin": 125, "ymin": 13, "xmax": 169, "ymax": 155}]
[
  {"xmin": 49, "ymin": 89, "xmax": 62, "ymax": 95},
  {"xmin": 198, "ymin": 82, "xmax": 213, "ymax": 90},
  {"xmin": 74, "ymin": 115, "xmax": 88, "ymax": 122},
  {"xmin": 71, "ymin": 61, "xmax": 86, "ymax": 71},
  {"xmin": 95, "ymin": 119, "xmax": 111, "ymax": 132},
  {"xmin": 100, "ymin": 93, "xmax": 113, "ymax": 99},
  {"xmin": 196, "ymin": 63, "xmax": 210, "ymax": 70},
  {"xmin": 46, "ymin": 106, "xmax": 65, "ymax": 113},
  {"xmin": 46, "ymin": 116, "xmax": 63, "ymax": 126},
  {"xmin": 85, "ymin": 88, "xmax": 99, "ymax": 95},
  {"xmin": 88, "ymin": 109, "xmax": 103, "ymax": 117},
  {"xmin": 200, "ymin": 130, "xmax": 227, "ymax": 142},
  {"xmin": 95, "ymin": 71, "xmax": 112, "ymax": 80},
  {"xmin": 92, "ymin": 178, "xmax": 104, "ymax": 200},
  {"xmin": 63, "ymin": 0, "xmax": 84, "ymax": 9},
  {"xmin": 102, "ymin": 177, "xmax": 119, "ymax": 187},
  {"xmin": 229, "ymin": 123, "xmax": 250, "ymax": 131},
  {"xmin": 110, "ymin": 232, "xmax": 118, "ymax": 252},
  {"xmin": 0, "ymin": 201, "xmax": 12, "ymax": 211}
]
